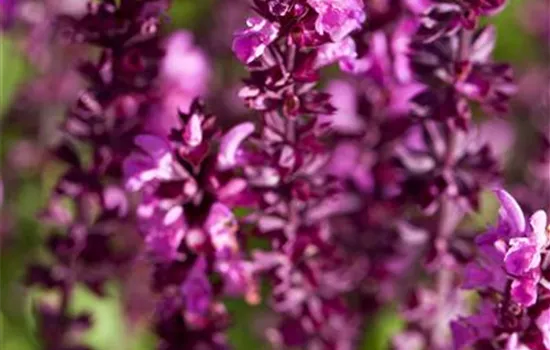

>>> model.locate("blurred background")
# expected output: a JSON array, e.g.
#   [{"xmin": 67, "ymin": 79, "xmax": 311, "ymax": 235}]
[{"xmin": 0, "ymin": 0, "xmax": 545, "ymax": 349}]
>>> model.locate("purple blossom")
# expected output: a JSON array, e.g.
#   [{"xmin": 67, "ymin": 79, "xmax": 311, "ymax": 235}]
[
  {"xmin": 452, "ymin": 190, "xmax": 550, "ymax": 348},
  {"xmin": 142, "ymin": 205, "xmax": 186, "ymax": 261},
  {"xmin": 124, "ymin": 135, "xmax": 175, "ymax": 191},
  {"xmin": 147, "ymin": 31, "xmax": 210, "ymax": 135},
  {"xmin": 204, "ymin": 202, "xmax": 239, "ymax": 253},
  {"xmin": 411, "ymin": 25, "xmax": 516, "ymax": 123},
  {"xmin": 217, "ymin": 122, "xmax": 255, "ymax": 170},
  {"xmin": 232, "ymin": 17, "xmax": 280, "ymax": 64},
  {"xmin": 314, "ymin": 36, "xmax": 357, "ymax": 69},
  {"xmin": 306, "ymin": 0, "xmax": 366, "ymax": 41},
  {"xmin": 162, "ymin": 31, "xmax": 210, "ymax": 95}
]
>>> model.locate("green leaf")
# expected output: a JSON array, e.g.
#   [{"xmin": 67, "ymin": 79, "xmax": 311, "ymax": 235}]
[
  {"xmin": 361, "ymin": 307, "xmax": 404, "ymax": 350},
  {"xmin": 225, "ymin": 298, "xmax": 266, "ymax": 349},
  {"xmin": 462, "ymin": 189, "xmax": 499, "ymax": 230},
  {"xmin": 168, "ymin": 0, "xmax": 213, "ymax": 30},
  {"xmin": 0, "ymin": 312, "xmax": 37, "ymax": 350},
  {"xmin": 0, "ymin": 35, "xmax": 30, "ymax": 117},
  {"xmin": 70, "ymin": 284, "xmax": 127, "ymax": 350},
  {"xmin": 486, "ymin": 0, "xmax": 538, "ymax": 64},
  {"xmin": 233, "ymin": 206, "xmax": 253, "ymax": 219}
]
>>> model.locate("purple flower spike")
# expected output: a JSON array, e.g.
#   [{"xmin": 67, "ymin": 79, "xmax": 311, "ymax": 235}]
[
  {"xmin": 217, "ymin": 122, "xmax": 255, "ymax": 170},
  {"xmin": 495, "ymin": 189, "xmax": 527, "ymax": 234},
  {"xmin": 307, "ymin": 0, "xmax": 366, "ymax": 41},
  {"xmin": 232, "ymin": 17, "xmax": 280, "ymax": 64}
]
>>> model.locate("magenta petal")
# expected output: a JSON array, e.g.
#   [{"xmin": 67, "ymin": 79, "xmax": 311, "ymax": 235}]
[
  {"xmin": 529, "ymin": 210, "xmax": 548, "ymax": 249},
  {"xmin": 450, "ymin": 320, "xmax": 477, "ymax": 350},
  {"xmin": 103, "ymin": 186, "xmax": 128, "ymax": 216},
  {"xmin": 124, "ymin": 135, "xmax": 174, "ymax": 191},
  {"xmin": 307, "ymin": 0, "xmax": 366, "ymax": 41},
  {"xmin": 218, "ymin": 122, "xmax": 255, "ymax": 170},
  {"xmin": 144, "ymin": 208, "xmax": 186, "ymax": 262},
  {"xmin": 183, "ymin": 113, "xmax": 203, "ymax": 147},
  {"xmin": 504, "ymin": 333, "xmax": 521, "ymax": 350},
  {"xmin": 495, "ymin": 189, "xmax": 526, "ymax": 234},
  {"xmin": 470, "ymin": 26, "xmax": 496, "ymax": 63},
  {"xmin": 510, "ymin": 277, "xmax": 538, "ymax": 307},
  {"xmin": 135, "ymin": 134, "xmax": 171, "ymax": 160},
  {"xmin": 314, "ymin": 37, "xmax": 357, "ymax": 69},
  {"xmin": 232, "ymin": 17, "xmax": 280, "ymax": 64},
  {"xmin": 462, "ymin": 262, "xmax": 493, "ymax": 289},
  {"xmin": 204, "ymin": 202, "xmax": 238, "ymax": 252},
  {"xmin": 504, "ymin": 237, "xmax": 539, "ymax": 276}
]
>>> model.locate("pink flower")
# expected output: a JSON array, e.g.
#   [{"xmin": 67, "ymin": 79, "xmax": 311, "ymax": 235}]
[
  {"xmin": 217, "ymin": 122, "xmax": 255, "ymax": 170},
  {"xmin": 314, "ymin": 37, "xmax": 357, "ymax": 69},
  {"xmin": 232, "ymin": 17, "xmax": 280, "ymax": 64},
  {"xmin": 307, "ymin": 0, "xmax": 366, "ymax": 41},
  {"xmin": 123, "ymin": 135, "xmax": 175, "ymax": 191}
]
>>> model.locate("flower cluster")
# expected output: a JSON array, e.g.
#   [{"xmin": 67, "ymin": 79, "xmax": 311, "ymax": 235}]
[
  {"xmin": 21, "ymin": 0, "xmax": 203, "ymax": 348},
  {"xmin": 231, "ymin": 1, "xmax": 371, "ymax": 348},
  {"xmin": 452, "ymin": 190, "xmax": 550, "ymax": 350},
  {"xmin": 124, "ymin": 100, "xmax": 256, "ymax": 349},
  {"xmin": 11, "ymin": 0, "xmax": 548, "ymax": 349}
]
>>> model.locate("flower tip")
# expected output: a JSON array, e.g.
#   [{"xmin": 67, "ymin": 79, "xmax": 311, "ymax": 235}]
[
  {"xmin": 218, "ymin": 122, "xmax": 255, "ymax": 170},
  {"xmin": 494, "ymin": 188, "xmax": 526, "ymax": 233}
]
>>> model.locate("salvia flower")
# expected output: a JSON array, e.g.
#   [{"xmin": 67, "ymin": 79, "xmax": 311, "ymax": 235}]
[
  {"xmin": 24, "ymin": 1, "xmax": 179, "ymax": 348},
  {"xmin": 306, "ymin": 0, "xmax": 366, "ymax": 41},
  {"xmin": 232, "ymin": 17, "xmax": 280, "ymax": 64},
  {"xmin": 124, "ymin": 99, "xmax": 259, "ymax": 347},
  {"xmin": 452, "ymin": 190, "xmax": 550, "ymax": 349}
]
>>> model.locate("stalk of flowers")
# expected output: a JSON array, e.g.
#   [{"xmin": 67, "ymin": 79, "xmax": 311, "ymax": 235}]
[
  {"xmin": 124, "ymin": 99, "xmax": 258, "ymax": 349},
  {"xmin": 302, "ymin": 0, "xmax": 510, "ymax": 346},
  {"xmin": 391, "ymin": 8, "xmax": 519, "ymax": 350},
  {"xmin": 230, "ymin": 0, "xmax": 371, "ymax": 348},
  {"xmin": 311, "ymin": 0, "xmax": 515, "ymax": 348},
  {"xmin": 318, "ymin": 17, "xmax": 432, "ymax": 329},
  {"xmin": 25, "ymin": 1, "xmax": 180, "ymax": 348},
  {"xmin": 451, "ymin": 190, "xmax": 550, "ymax": 350}
]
